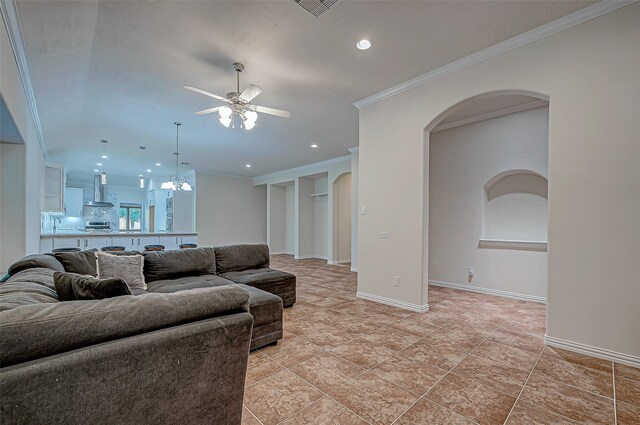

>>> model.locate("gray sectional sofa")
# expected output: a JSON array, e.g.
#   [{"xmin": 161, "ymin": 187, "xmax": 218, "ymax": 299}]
[{"xmin": 0, "ymin": 244, "xmax": 295, "ymax": 424}]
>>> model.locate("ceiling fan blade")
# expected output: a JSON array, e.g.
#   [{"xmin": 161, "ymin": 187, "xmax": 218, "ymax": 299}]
[
  {"xmin": 239, "ymin": 84, "xmax": 263, "ymax": 102},
  {"xmin": 255, "ymin": 105, "xmax": 291, "ymax": 118},
  {"xmin": 195, "ymin": 106, "xmax": 222, "ymax": 115},
  {"xmin": 184, "ymin": 85, "xmax": 228, "ymax": 102}
]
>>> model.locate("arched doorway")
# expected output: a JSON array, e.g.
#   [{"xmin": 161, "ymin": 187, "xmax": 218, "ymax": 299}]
[
  {"xmin": 423, "ymin": 90, "xmax": 550, "ymax": 307},
  {"xmin": 331, "ymin": 172, "xmax": 352, "ymax": 265}
]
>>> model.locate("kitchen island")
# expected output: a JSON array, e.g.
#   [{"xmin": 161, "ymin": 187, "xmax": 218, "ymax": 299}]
[{"xmin": 40, "ymin": 232, "xmax": 198, "ymax": 252}]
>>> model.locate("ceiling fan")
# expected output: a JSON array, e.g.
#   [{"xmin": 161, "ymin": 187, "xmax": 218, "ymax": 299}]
[{"xmin": 185, "ymin": 62, "xmax": 291, "ymax": 130}]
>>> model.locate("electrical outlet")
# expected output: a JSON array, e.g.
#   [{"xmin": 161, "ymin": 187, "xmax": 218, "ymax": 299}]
[
  {"xmin": 468, "ymin": 266, "xmax": 475, "ymax": 276},
  {"xmin": 380, "ymin": 232, "xmax": 389, "ymax": 239},
  {"xmin": 361, "ymin": 206, "xmax": 367, "ymax": 215},
  {"xmin": 393, "ymin": 276, "xmax": 400, "ymax": 287}
]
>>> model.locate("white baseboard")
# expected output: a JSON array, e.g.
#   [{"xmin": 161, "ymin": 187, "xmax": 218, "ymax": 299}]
[
  {"xmin": 338, "ymin": 259, "xmax": 351, "ymax": 264},
  {"xmin": 327, "ymin": 259, "xmax": 352, "ymax": 266},
  {"xmin": 294, "ymin": 255, "xmax": 325, "ymax": 260},
  {"xmin": 356, "ymin": 291, "xmax": 429, "ymax": 313},
  {"xmin": 428, "ymin": 279, "xmax": 546, "ymax": 304},
  {"xmin": 350, "ymin": 267, "xmax": 358, "ymax": 272},
  {"xmin": 544, "ymin": 335, "xmax": 640, "ymax": 368},
  {"xmin": 270, "ymin": 251, "xmax": 292, "ymax": 256}
]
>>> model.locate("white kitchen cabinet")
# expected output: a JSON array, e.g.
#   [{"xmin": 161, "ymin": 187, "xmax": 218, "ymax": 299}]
[
  {"xmin": 53, "ymin": 237, "xmax": 110, "ymax": 250},
  {"xmin": 137, "ymin": 236, "xmax": 160, "ymax": 250},
  {"xmin": 64, "ymin": 187, "xmax": 84, "ymax": 217},
  {"xmin": 159, "ymin": 235, "xmax": 179, "ymax": 250},
  {"xmin": 40, "ymin": 238, "xmax": 54, "ymax": 253},
  {"xmin": 179, "ymin": 235, "xmax": 197, "ymax": 246},
  {"xmin": 110, "ymin": 235, "xmax": 137, "ymax": 251},
  {"xmin": 53, "ymin": 237, "xmax": 82, "ymax": 250},
  {"xmin": 43, "ymin": 163, "xmax": 65, "ymax": 213},
  {"xmin": 82, "ymin": 237, "xmax": 109, "ymax": 250}
]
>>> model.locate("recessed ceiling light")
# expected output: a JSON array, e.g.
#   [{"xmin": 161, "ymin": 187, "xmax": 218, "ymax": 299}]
[
  {"xmin": 155, "ymin": 163, "xmax": 161, "ymax": 166},
  {"xmin": 245, "ymin": 164, "xmax": 252, "ymax": 168},
  {"xmin": 310, "ymin": 144, "xmax": 319, "ymax": 148},
  {"xmin": 101, "ymin": 155, "xmax": 108, "ymax": 159},
  {"xmin": 93, "ymin": 169, "xmax": 100, "ymax": 173},
  {"xmin": 146, "ymin": 169, "xmax": 152, "ymax": 173},
  {"xmin": 356, "ymin": 39, "xmax": 372, "ymax": 50},
  {"xmin": 96, "ymin": 162, "xmax": 103, "ymax": 166}
]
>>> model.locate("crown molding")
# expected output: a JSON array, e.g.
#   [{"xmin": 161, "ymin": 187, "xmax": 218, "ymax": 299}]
[
  {"xmin": 0, "ymin": 0, "xmax": 48, "ymax": 159},
  {"xmin": 353, "ymin": 1, "xmax": 637, "ymax": 110},
  {"xmin": 253, "ymin": 154, "xmax": 351, "ymax": 185},
  {"xmin": 431, "ymin": 99, "xmax": 548, "ymax": 132}
]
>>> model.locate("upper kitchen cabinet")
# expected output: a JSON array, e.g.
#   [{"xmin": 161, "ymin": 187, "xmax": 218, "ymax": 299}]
[
  {"xmin": 64, "ymin": 187, "xmax": 84, "ymax": 217},
  {"xmin": 43, "ymin": 163, "xmax": 64, "ymax": 213}
]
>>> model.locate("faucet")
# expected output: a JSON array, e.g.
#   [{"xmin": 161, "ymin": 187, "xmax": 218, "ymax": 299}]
[{"xmin": 52, "ymin": 217, "xmax": 62, "ymax": 233}]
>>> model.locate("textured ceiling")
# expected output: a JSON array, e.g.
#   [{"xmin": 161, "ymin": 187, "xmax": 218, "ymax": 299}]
[{"xmin": 16, "ymin": 0, "xmax": 593, "ymax": 182}]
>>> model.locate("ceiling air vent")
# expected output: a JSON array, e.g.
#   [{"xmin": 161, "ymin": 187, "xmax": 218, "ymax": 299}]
[{"xmin": 292, "ymin": 0, "xmax": 338, "ymax": 17}]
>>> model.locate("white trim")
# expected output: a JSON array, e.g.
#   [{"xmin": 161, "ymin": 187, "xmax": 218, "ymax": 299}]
[
  {"xmin": 545, "ymin": 335, "xmax": 640, "ymax": 368},
  {"xmin": 478, "ymin": 239, "xmax": 547, "ymax": 252},
  {"xmin": 356, "ymin": 291, "xmax": 429, "ymax": 313},
  {"xmin": 0, "ymin": 0, "xmax": 48, "ymax": 159},
  {"xmin": 350, "ymin": 267, "xmax": 358, "ymax": 272},
  {"xmin": 431, "ymin": 100, "xmax": 548, "ymax": 132},
  {"xmin": 338, "ymin": 259, "xmax": 351, "ymax": 264},
  {"xmin": 269, "ymin": 251, "xmax": 292, "ymax": 256},
  {"xmin": 253, "ymin": 155, "xmax": 351, "ymax": 185},
  {"xmin": 294, "ymin": 255, "xmax": 326, "ymax": 260},
  {"xmin": 429, "ymin": 279, "xmax": 546, "ymax": 304},
  {"xmin": 347, "ymin": 146, "xmax": 360, "ymax": 154},
  {"xmin": 353, "ymin": 1, "xmax": 637, "ymax": 109},
  {"xmin": 327, "ymin": 260, "xmax": 339, "ymax": 265},
  {"xmin": 328, "ymin": 259, "xmax": 351, "ymax": 265}
]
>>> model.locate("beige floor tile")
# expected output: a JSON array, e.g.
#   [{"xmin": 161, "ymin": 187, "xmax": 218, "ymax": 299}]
[
  {"xmin": 289, "ymin": 352, "xmax": 365, "ymax": 393},
  {"xmin": 426, "ymin": 373, "xmax": 516, "ymax": 424},
  {"xmin": 243, "ymin": 370, "xmax": 323, "ymax": 425},
  {"xmin": 616, "ymin": 401, "xmax": 640, "ymax": 425},
  {"xmin": 259, "ymin": 335, "xmax": 324, "ymax": 368},
  {"xmin": 520, "ymin": 374, "xmax": 615, "ymax": 424},
  {"xmin": 506, "ymin": 399, "xmax": 580, "ymax": 424},
  {"xmin": 395, "ymin": 398, "xmax": 474, "ymax": 424},
  {"xmin": 616, "ymin": 375, "xmax": 640, "ymax": 407},
  {"xmin": 330, "ymin": 371, "xmax": 419, "ymax": 425},
  {"xmin": 241, "ymin": 406, "xmax": 262, "ymax": 425},
  {"xmin": 329, "ymin": 338, "xmax": 397, "ymax": 369},
  {"xmin": 279, "ymin": 397, "xmax": 368, "ymax": 425},
  {"xmin": 245, "ymin": 351, "xmax": 286, "ymax": 386},
  {"xmin": 371, "ymin": 354, "xmax": 448, "ymax": 395}
]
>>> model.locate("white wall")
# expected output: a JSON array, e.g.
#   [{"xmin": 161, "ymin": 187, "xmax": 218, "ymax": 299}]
[
  {"xmin": 349, "ymin": 148, "xmax": 359, "ymax": 271},
  {"xmin": 429, "ymin": 107, "xmax": 548, "ymax": 299},
  {"xmin": 296, "ymin": 177, "xmax": 315, "ymax": 258},
  {"xmin": 267, "ymin": 184, "xmax": 286, "ymax": 253},
  {"xmin": 0, "ymin": 143, "xmax": 26, "ymax": 272},
  {"xmin": 357, "ymin": 4, "xmax": 640, "ymax": 358},
  {"xmin": 333, "ymin": 172, "xmax": 352, "ymax": 263},
  {"xmin": 313, "ymin": 177, "xmax": 328, "ymax": 259},
  {"xmin": 196, "ymin": 173, "xmax": 266, "ymax": 246},
  {"xmin": 1, "ymin": 13, "xmax": 45, "ymax": 261},
  {"xmin": 285, "ymin": 185, "xmax": 295, "ymax": 254}
]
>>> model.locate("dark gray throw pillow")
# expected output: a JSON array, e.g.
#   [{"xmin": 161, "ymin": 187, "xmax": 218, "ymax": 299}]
[
  {"xmin": 7, "ymin": 254, "xmax": 65, "ymax": 277},
  {"xmin": 54, "ymin": 249, "xmax": 98, "ymax": 276},
  {"xmin": 53, "ymin": 272, "xmax": 132, "ymax": 301}
]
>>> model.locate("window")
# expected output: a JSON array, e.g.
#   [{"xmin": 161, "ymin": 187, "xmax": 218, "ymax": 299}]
[{"xmin": 119, "ymin": 204, "xmax": 142, "ymax": 231}]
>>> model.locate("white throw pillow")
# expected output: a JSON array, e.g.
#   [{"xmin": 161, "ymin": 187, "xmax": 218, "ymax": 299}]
[{"xmin": 95, "ymin": 251, "xmax": 146, "ymax": 290}]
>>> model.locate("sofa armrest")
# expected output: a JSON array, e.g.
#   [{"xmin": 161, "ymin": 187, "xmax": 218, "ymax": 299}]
[
  {"xmin": 0, "ymin": 312, "xmax": 253, "ymax": 424},
  {"xmin": 0, "ymin": 285, "xmax": 249, "ymax": 367}
]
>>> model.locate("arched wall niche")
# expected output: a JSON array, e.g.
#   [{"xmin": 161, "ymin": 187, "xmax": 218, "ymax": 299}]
[{"xmin": 482, "ymin": 169, "xmax": 548, "ymax": 243}]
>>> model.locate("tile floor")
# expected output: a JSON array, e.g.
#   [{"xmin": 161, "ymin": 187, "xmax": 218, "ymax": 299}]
[{"xmin": 242, "ymin": 255, "xmax": 639, "ymax": 425}]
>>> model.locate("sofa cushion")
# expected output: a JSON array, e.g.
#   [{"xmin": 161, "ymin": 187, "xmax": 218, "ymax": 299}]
[
  {"xmin": 237, "ymin": 284, "xmax": 282, "ymax": 327},
  {"xmin": 220, "ymin": 268, "xmax": 296, "ymax": 307},
  {"xmin": 0, "ymin": 268, "xmax": 59, "ymax": 312},
  {"xmin": 54, "ymin": 249, "xmax": 98, "ymax": 276},
  {"xmin": 53, "ymin": 272, "xmax": 132, "ymax": 301},
  {"xmin": 143, "ymin": 248, "xmax": 216, "ymax": 282},
  {"xmin": 96, "ymin": 251, "xmax": 146, "ymax": 290},
  {"xmin": 0, "ymin": 285, "xmax": 250, "ymax": 367},
  {"xmin": 7, "ymin": 254, "xmax": 64, "ymax": 277},
  {"xmin": 146, "ymin": 275, "xmax": 234, "ymax": 293},
  {"xmin": 214, "ymin": 244, "xmax": 270, "ymax": 274}
]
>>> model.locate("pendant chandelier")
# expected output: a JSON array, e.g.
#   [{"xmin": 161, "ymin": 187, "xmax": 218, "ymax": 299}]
[{"xmin": 161, "ymin": 122, "xmax": 192, "ymax": 191}]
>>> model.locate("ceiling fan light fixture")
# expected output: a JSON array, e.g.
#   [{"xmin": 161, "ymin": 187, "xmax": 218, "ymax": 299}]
[
  {"xmin": 219, "ymin": 116, "xmax": 232, "ymax": 128},
  {"xmin": 180, "ymin": 181, "xmax": 192, "ymax": 191},
  {"xmin": 245, "ymin": 110, "xmax": 258, "ymax": 123},
  {"xmin": 161, "ymin": 180, "xmax": 175, "ymax": 190},
  {"xmin": 219, "ymin": 106, "xmax": 232, "ymax": 119},
  {"xmin": 243, "ymin": 119, "xmax": 256, "ymax": 130}
]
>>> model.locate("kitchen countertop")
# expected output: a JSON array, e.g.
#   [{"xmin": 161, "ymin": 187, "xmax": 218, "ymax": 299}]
[{"xmin": 41, "ymin": 232, "xmax": 197, "ymax": 237}]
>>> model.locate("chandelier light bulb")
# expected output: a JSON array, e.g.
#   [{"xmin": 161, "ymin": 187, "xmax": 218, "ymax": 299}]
[{"xmin": 244, "ymin": 119, "xmax": 256, "ymax": 130}]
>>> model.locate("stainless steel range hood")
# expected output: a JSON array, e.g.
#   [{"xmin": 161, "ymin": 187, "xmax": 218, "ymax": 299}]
[{"xmin": 84, "ymin": 175, "xmax": 114, "ymax": 207}]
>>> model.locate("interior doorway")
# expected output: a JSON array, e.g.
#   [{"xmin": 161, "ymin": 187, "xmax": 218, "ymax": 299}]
[
  {"xmin": 424, "ymin": 91, "xmax": 549, "ymax": 307},
  {"xmin": 332, "ymin": 172, "xmax": 352, "ymax": 265}
]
